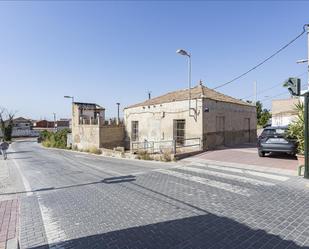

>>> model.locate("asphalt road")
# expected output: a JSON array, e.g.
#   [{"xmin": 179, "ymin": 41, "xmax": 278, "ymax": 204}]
[{"xmin": 3, "ymin": 140, "xmax": 309, "ymax": 249}]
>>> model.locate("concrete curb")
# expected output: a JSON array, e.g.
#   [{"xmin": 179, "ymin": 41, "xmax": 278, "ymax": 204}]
[{"xmin": 40, "ymin": 144, "xmax": 177, "ymax": 166}]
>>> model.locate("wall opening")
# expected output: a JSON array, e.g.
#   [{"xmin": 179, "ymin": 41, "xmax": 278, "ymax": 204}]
[{"xmin": 173, "ymin": 119, "xmax": 186, "ymax": 146}]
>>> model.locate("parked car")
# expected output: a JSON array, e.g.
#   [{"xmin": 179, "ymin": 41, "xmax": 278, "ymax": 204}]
[{"xmin": 257, "ymin": 126, "xmax": 297, "ymax": 157}]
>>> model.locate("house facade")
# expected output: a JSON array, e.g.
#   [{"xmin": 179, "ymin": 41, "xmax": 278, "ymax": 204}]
[
  {"xmin": 71, "ymin": 102, "xmax": 124, "ymax": 150},
  {"xmin": 0, "ymin": 117, "xmax": 38, "ymax": 137},
  {"xmin": 124, "ymin": 82, "xmax": 257, "ymax": 151},
  {"xmin": 272, "ymin": 98, "xmax": 299, "ymax": 126}
]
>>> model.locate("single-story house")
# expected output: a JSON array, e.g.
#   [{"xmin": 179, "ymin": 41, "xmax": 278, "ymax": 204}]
[
  {"xmin": 124, "ymin": 82, "xmax": 257, "ymax": 152},
  {"xmin": 272, "ymin": 98, "xmax": 299, "ymax": 126}
]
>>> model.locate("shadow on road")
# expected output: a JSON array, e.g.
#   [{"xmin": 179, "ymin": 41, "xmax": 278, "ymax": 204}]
[
  {"xmin": 266, "ymin": 152, "xmax": 297, "ymax": 161},
  {"xmin": 0, "ymin": 175, "xmax": 136, "ymax": 196},
  {"xmin": 7, "ymin": 150, "xmax": 33, "ymax": 154},
  {"xmin": 28, "ymin": 212, "xmax": 309, "ymax": 249}
]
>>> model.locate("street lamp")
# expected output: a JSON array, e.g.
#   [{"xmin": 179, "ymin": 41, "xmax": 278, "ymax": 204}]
[
  {"xmin": 64, "ymin": 96, "xmax": 74, "ymax": 103},
  {"xmin": 176, "ymin": 49, "xmax": 192, "ymax": 114}
]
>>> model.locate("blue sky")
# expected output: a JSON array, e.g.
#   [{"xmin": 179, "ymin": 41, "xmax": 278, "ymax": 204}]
[{"xmin": 0, "ymin": 1, "xmax": 308, "ymax": 120}]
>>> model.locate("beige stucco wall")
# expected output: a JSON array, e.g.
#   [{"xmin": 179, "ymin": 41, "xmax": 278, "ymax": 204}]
[
  {"xmin": 72, "ymin": 125, "xmax": 100, "ymax": 149},
  {"xmin": 203, "ymin": 99, "xmax": 257, "ymax": 149},
  {"xmin": 124, "ymin": 99, "xmax": 204, "ymax": 148}
]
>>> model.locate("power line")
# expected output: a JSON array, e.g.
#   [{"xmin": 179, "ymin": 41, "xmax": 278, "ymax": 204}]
[
  {"xmin": 213, "ymin": 25, "xmax": 307, "ymax": 90},
  {"xmin": 241, "ymin": 71, "xmax": 307, "ymax": 100},
  {"xmin": 260, "ymin": 92, "xmax": 289, "ymax": 102}
]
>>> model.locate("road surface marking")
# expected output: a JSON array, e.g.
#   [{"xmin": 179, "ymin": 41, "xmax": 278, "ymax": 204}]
[
  {"xmin": 157, "ymin": 169, "xmax": 251, "ymax": 197},
  {"xmin": 245, "ymin": 171, "xmax": 289, "ymax": 181},
  {"xmin": 179, "ymin": 166, "xmax": 275, "ymax": 186},
  {"xmin": 12, "ymin": 158, "xmax": 33, "ymax": 196},
  {"xmin": 190, "ymin": 163, "xmax": 289, "ymax": 182},
  {"xmin": 37, "ymin": 194, "xmax": 67, "ymax": 249}
]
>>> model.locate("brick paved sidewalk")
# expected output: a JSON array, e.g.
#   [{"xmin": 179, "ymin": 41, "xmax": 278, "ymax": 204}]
[{"xmin": 0, "ymin": 199, "xmax": 19, "ymax": 249}]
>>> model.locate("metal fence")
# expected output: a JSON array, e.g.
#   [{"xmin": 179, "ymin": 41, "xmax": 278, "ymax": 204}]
[{"xmin": 131, "ymin": 137, "xmax": 201, "ymax": 154}]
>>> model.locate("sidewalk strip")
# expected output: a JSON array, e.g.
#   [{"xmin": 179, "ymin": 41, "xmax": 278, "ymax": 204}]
[
  {"xmin": 157, "ymin": 169, "xmax": 251, "ymax": 197},
  {"xmin": 179, "ymin": 166, "xmax": 275, "ymax": 186}
]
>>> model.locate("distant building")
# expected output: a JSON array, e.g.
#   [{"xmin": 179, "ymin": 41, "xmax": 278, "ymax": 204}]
[
  {"xmin": 272, "ymin": 98, "xmax": 299, "ymax": 126},
  {"xmin": 56, "ymin": 119, "xmax": 70, "ymax": 130},
  {"xmin": 0, "ymin": 117, "xmax": 38, "ymax": 137},
  {"xmin": 71, "ymin": 102, "xmax": 124, "ymax": 149},
  {"xmin": 33, "ymin": 120, "xmax": 55, "ymax": 129},
  {"xmin": 33, "ymin": 119, "xmax": 70, "ymax": 132},
  {"xmin": 124, "ymin": 82, "xmax": 257, "ymax": 152}
]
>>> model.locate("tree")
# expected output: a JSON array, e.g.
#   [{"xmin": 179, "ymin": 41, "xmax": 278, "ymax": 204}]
[
  {"xmin": 0, "ymin": 108, "xmax": 16, "ymax": 141},
  {"xmin": 256, "ymin": 101, "xmax": 271, "ymax": 127}
]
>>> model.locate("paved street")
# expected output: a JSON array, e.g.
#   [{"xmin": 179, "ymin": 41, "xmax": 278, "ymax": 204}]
[{"xmin": 1, "ymin": 140, "xmax": 309, "ymax": 249}]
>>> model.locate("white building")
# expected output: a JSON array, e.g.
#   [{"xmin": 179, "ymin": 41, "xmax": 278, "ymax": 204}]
[{"xmin": 271, "ymin": 98, "xmax": 299, "ymax": 126}]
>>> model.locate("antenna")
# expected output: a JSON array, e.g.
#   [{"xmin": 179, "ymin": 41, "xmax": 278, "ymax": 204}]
[{"xmin": 147, "ymin": 90, "xmax": 152, "ymax": 100}]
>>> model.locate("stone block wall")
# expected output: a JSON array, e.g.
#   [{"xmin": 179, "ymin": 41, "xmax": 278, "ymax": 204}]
[{"xmin": 100, "ymin": 125, "xmax": 125, "ymax": 149}]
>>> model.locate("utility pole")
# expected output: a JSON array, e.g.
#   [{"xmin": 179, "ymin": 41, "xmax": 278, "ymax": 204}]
[
  {"xmin": 304, "ymin": 24, "xmax": 309, "ymax": 179},
  {"xmin": 116, "ymin": 103, "xmax": 120, "ymax": 125},
  {"xmin": 253, "ymin": 81, "xmax": 257, "ymax": 105},
  {"xmin": 297, "ymin": 24, "xmax": 309, "ymax": 179},
  {"xmin": 53, "ymin": 113, "xmax": 57, "ymax": 132}
]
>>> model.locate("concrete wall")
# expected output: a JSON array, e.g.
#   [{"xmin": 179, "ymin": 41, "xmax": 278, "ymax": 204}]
[
  {"xmin": 203, "ymin": 99, "xmax": 257, "ymax": 149},
  {"xmin": 124, "ymin": 99, "xmax": 204, "ymax": 149},
  {"xmin": 100, "ymin": 125, "xmax": 125, "ymax": 149}
]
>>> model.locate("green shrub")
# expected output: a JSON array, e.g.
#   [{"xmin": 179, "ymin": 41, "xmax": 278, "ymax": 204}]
[{"xmin": 40, "ymin": 129, "xmax": 70, "ymax": 149}]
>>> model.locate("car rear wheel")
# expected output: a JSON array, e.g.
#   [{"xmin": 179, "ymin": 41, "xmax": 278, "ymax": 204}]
[{"xmin": 258, "ymin": 150, "xmax": 265, "ymax": 157}]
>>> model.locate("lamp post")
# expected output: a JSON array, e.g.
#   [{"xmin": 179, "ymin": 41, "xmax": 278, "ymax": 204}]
[
  {"xmin": 64, "ymin": 96, "xmax": 74, "ymax": 103},
  {"xmin": 176, "ymin": 49, "xmax": 192, "ymax": 114},
  {"xmin": 64, "ymin": 96, "xmax": 75, "ymax": 127}
]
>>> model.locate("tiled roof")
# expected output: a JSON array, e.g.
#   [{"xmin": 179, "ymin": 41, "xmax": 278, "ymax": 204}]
[{"xmin": 125, "ymin": 84, "xmax": 253, "ymax": 109}]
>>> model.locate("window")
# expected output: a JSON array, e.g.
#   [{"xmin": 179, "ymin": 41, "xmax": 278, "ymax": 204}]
[
  {"xmin": 131, "ymin": 121, "xmax": 139, "ymax": 141},
  {"xmin": 174, "ymin": 119, "xmax": 185, "ymax": 146}
]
